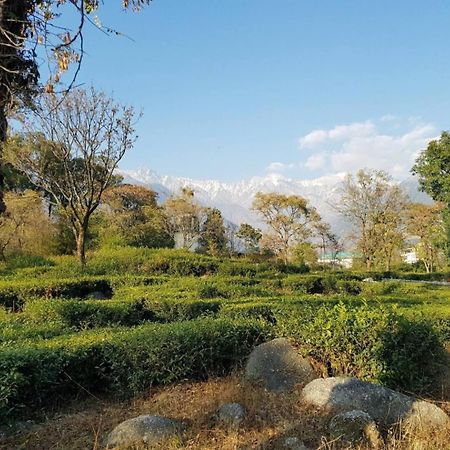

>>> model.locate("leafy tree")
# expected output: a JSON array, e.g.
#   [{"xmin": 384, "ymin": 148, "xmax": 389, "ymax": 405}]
[
  {"xmin": 406, "ymin": 203, "xmax": 446, "ymax": 273},
  {"xmin": 291, "ymin": 242, "xmax": 318, "ymax": 268},
  {"xmin": 337, "ymin": 169, "xmax": 408, "ymax": 271},
  {"xmin": 236, "ymin": 223, "xmax": 262, "ymax": 254},
  {"xmin": 0, "ymin": 190, "xmax": 54, "ymax": 260},
  {"xmin": 164, "ymin": 188, "xmax": 205, "ymax": 250},
  {"xmin": 0, "ymin": 0, "xmax": 153, "ymax": 213},
  {"xmin": 198, "ymin": 208, "xmax": 227, "ymax": 256},
  {"xmin": 6, "ymin": 88, "xmax": 137, "ymax": 266},
  {"xmin": 102, "ymin": 184, "xmax": 173, "ymax": 249},
  {"xmin": 253, "ymin": 192, "xmax": 320, "ymax": 264},
  {"xmin": 412, "ymin": 132, "xmax": 450, "ymax": 259}
]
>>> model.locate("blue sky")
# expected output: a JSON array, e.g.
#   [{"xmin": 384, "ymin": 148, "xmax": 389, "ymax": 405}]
[{"xmin": 56, "ymin": 0, "xmax": 450, "ymax": 181}]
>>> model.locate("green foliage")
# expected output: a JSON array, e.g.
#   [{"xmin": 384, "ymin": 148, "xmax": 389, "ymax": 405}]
[
  {"xmin": 278, "ymin": 302, "xmax": 445, "ymax": 392},
  {"xmin": 0, "ymin": 247, "xmax": 448, "ymax": 424},
  {"xmin": 413, "ymin": 131, "xmax": 450, "ymax": 260},
  {"xmin": 413, "ymin": 131, "xmax": 450, "ymax": 205},
  {"xmin": 0, "ymin": 254, "xmax": 55, "ymax": 274},
  {"xmin": 198, "ymin": 208, "xmax": 227, "ymax": 256},
  {"xmin": 197, "ymin": 284, "xmax": 228, "ymax": 299},
  {"xmin": 0, "ymin": 277, "xmax": 113, "ymax": 310},
  {"xmin": 236, "ymin": 223, "xmax": 262, "ymax": 254},
  {"xmin": 23, "ymin": 297, "xmax": 221, "ymax": 329},
  {"xmin": 0, "ymin": 318, "xmax": 269, "ymax": 420}
]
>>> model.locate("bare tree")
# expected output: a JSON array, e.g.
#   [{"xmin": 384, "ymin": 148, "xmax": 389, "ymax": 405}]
[{"xmin": 6, "ymin": 88, "xmax": 138, "ymax": 266}]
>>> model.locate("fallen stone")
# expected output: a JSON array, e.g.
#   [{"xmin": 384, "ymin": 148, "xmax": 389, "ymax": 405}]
[
  {"xmin": 281, "ymin": 436, "xmax": 311, "ymax": 450},
  {"xmin": 301, "ymin": 377, "xmax": 449, "ymax": 431},
  {"xmin": 329, "ymin": 410, "xmax": 381, "ymax": 447},
  {"xmin": 244, "ymin": 338, "xmax": 316, "ymax": 392},
  {"xmin": 105, "ymin": 415, "xmax": 185, "ymax": 449},
  {"xmin": 215, "ymin": 402, "xmax": 246, "ymax": 427}
]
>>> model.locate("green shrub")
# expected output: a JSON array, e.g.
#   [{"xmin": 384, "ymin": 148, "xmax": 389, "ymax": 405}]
[
  {"xmin": 278, "ymin": 302, "xmax": 445, "ymax": 392},
  {"xmin": 0, "ymin": 278, "xmax": 113, "ymax": 310},
  {"xmin": 0, "ymin": 318, "xmax": 269, "ymax": 420},
  {"xmin": 0, "ymin": 255, "xmax": 55, "ymax": 275},
  {"xmin": 336, "ymin": 280, "xmax": 362, "ymax": 295},
  {"xmin": 23, "ymin": 297, "xmax": 222, "ymax": 329},
  {"xmin": 198, "ymin": 284, "xmax": 228, "ymax": 299}
]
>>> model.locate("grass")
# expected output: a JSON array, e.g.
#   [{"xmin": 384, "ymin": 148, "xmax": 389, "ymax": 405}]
[{"xmin": 1, "ymin": 372, "xmax": 449, "ymax": 450}]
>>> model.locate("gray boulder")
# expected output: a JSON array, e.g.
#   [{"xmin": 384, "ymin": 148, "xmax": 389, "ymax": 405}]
[
  {"xmin": 329, "ymin": 410, "xmax": 380, "ymax": 447},
  {"xmin": 301, "ymin": 377, "xmax": 449, "ymax": 431},
  {"xmin": 105, "ymin": 415, "xmax": 185, "ymax": 449},
  {"xmin": 244, "ymin": 338, "xmax": 316, "ymax": 392},
  {"xmin": 215, "ymin": 402, "xmax": 246, "ymax": 427},
  {"xmin": 280, "ymin": 436, "xmax": 311, "ymax": 450}
]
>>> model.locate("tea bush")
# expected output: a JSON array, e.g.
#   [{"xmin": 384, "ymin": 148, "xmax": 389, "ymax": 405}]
[
  {"xmin": 277, "ymin": 302, "xmax": 445, "ymax": 392},
  {"xmin": 23, "ymin": 297, "xmax": 222, "ymax": 329},
  {"xmin": 0, "ymin": 317, "xmax": 269, "ymax": 420},
  {"xmin": 0, "ymin": 277, "xmax": 113, "ymax": 310}
]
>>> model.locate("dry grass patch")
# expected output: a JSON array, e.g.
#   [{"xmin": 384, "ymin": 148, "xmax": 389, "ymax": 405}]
[{"xmin": 1, "ymin": 374, "xmax": 449, "ymax": 450}]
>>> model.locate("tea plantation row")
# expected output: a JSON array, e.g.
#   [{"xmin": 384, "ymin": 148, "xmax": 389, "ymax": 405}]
[{"xmin": 0, "ymin": 249, "xmax": 449, "ymax": 423}]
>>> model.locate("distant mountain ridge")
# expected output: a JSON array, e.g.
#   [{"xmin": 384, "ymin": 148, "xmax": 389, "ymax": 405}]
[{"xmin": 119, "ymin": 168, "xmax": 432, "ymax": 235}]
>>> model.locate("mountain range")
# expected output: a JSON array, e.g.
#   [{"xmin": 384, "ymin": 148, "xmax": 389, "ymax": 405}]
[{"xmin": 120, "ymin": 168, "xmax": 432, "ymax": 235}]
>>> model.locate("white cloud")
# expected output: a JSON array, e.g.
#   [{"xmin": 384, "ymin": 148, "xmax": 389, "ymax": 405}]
[
  {"xmin": 299, "ymin": 121, "xmax": 374, "ymax": 149},
  {"xmin": 297, "ymin": 117, "xmax": 438, "ymax": 179},
  {"xmin": 298, "ymin": 129, "xmax": 328, "ymax": 148},
  {"xmin": 304, "ymin": 153, "xmax": 326, "ymax": 170},
  {"xmin": 266, "ymin": 161, "xmax": 295, "ymax": 173}
]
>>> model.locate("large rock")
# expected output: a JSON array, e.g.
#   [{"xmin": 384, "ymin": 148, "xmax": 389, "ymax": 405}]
[
  {"xmin": 105, "ymin": 415, "xmax": 185, "ymax": 449},
  {"xmin": 301, "ymin": 377, "xmax": 449, "ymax": 431},
  {"xmin": 215, "ymin": 402, "xmax": 246, "ymax": 427},
  {"xmin": 280, "ymin": 437, "xmax": 311, "ymax": 450},
  {"xmin": 244, "ymin": 338, "xmax": 316, "ymax": 392},
  {"xmin": 329, "ymin": 410, "xmax": 381, "ymax": 447}
]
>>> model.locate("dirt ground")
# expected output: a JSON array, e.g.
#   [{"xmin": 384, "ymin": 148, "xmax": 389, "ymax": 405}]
[{"xmin": 1, "ymin": 371, "xmax": 449, "ymax": 450}]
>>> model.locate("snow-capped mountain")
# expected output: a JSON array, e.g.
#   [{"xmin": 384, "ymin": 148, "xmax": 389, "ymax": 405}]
[
  {"xmin": 119, "ymin": 169, "xmax": 431, "ymax": 235},
  {"xmin": 119, "ymin": 168, "xmax": 348, "ymax": 232}
]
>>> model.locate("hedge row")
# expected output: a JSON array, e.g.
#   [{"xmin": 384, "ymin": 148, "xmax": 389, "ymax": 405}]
[
  {"xmin": 0, "ymin": 275, "xmax": 168, "ymax": 310},
  {"xmin": 0, "ymin": 317, "xmax": 270, "ymax": 421},
  {"xmin": 282, "ymin": 274, "xmax": 363, "ymax": 295},
  {"xmin": 23, "ymin": 297, "xmax": 222, "ymax": 329}
]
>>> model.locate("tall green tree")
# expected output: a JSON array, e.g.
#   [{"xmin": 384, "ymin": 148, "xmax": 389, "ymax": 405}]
[
  {"xmin": 199, "ymin": 208, "xmax": 227, "ymax": 256},
  {"xmin": 406, "ymin": 203, "xmax": 446, "ymax": 272},
  {"xmin": 236, "ymin": 223, "xmax": 262, "ymax": 254},
  {"xmin": 253, "ymin": 192, "xmax": 320, "ymax": 264},
  {"xmin": 102, "ymin": 184, "xmax": 173, "ymax": 249},
  {"xmin": 412, "ymin": 132, "xmax": 450, "ymax": 260}
]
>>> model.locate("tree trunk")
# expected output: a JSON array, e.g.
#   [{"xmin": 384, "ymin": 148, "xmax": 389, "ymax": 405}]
[
  {"xmin": 76, "ymin": 227, "xmax": 87, "ymax": 268},
  {"xmin": 0, "ymin": 85, "xmax": 7, "ymax": 215},
  {"xmin": 0, "ymin": 0, "xmax": 6, "ymax": 213},
  {"xmin": 0, "ymin": 0, "xmax": 36, "ymax": 215}
]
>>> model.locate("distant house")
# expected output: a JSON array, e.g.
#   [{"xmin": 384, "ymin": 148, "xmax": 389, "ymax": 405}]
[
  {"xmin": 402, "ymin": 248, "xmax": 419, "ymax": 264},
  {"xmin": 318, "ymin": 251, "xmax": 356, "ymax": 269}
]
